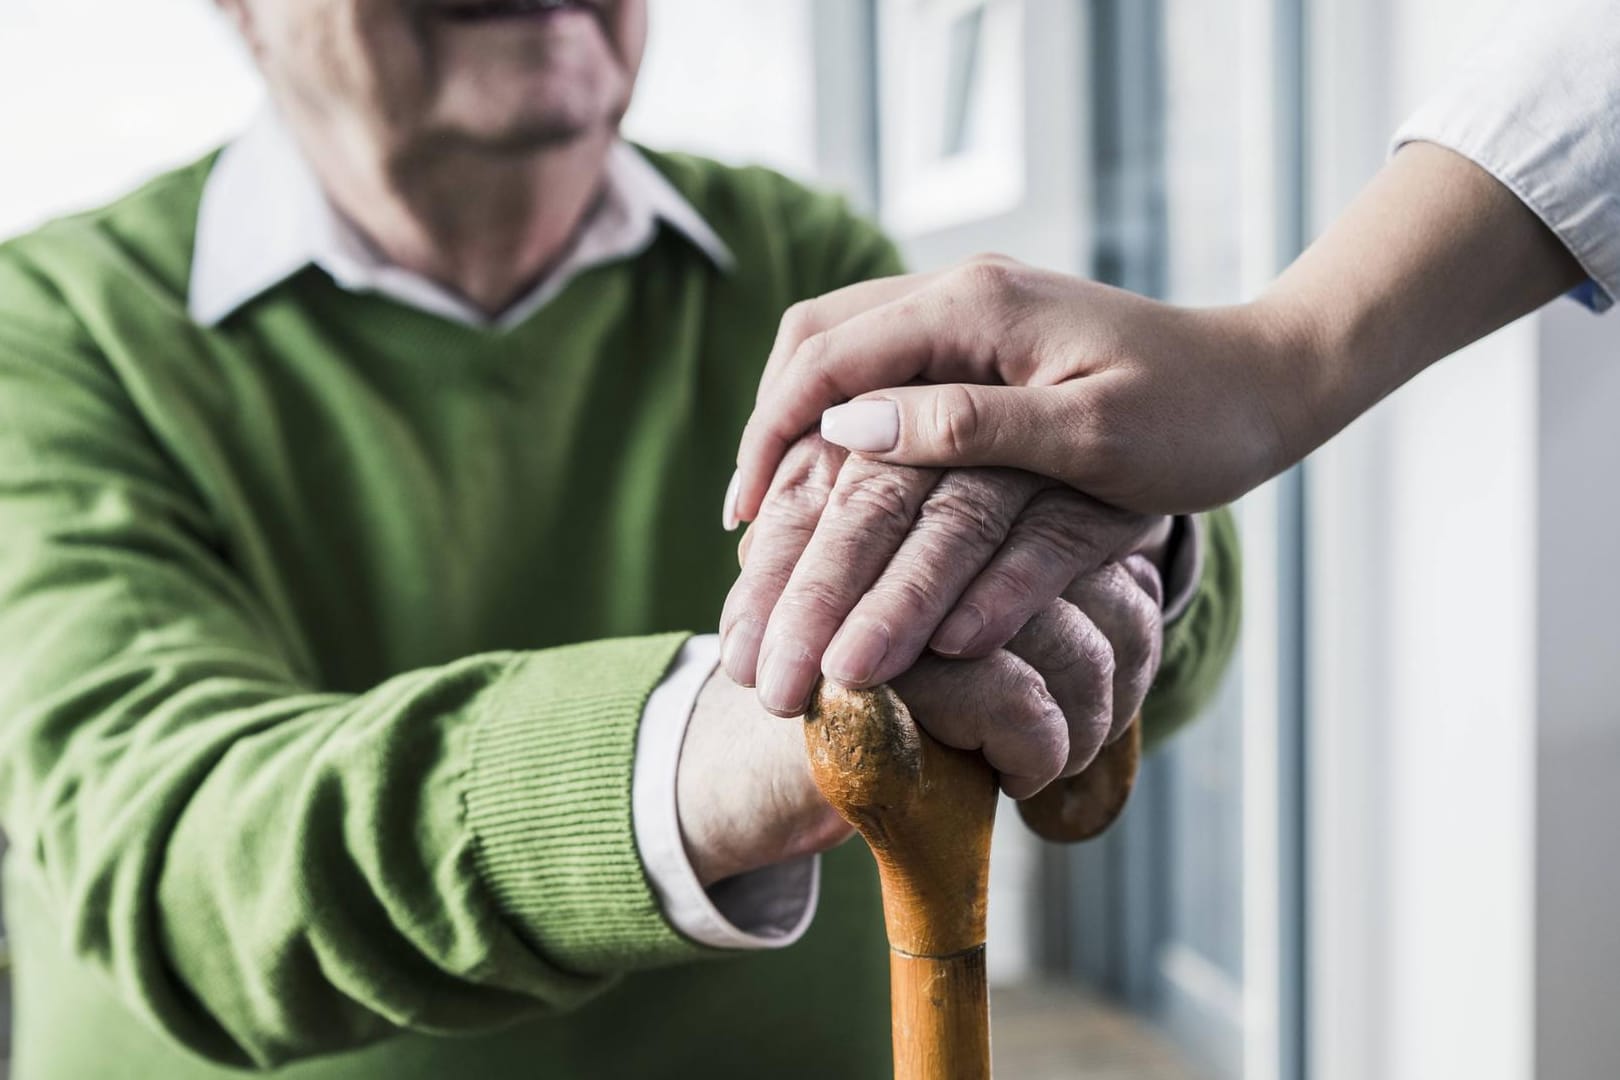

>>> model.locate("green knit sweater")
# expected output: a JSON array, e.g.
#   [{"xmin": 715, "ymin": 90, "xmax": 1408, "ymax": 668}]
[{"xmin": 0, "ymin": 148, "xmax": 1241, "ymax": 1079}]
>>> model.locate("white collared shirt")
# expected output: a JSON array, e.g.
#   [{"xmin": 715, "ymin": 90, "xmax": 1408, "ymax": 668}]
[
  {"xmin": 191, "ymin": 110, "xmax": 735, "ymax": 328},
  {"xmin": 190, "ymin": 110, "xmax": 814, "ymax": 952}
]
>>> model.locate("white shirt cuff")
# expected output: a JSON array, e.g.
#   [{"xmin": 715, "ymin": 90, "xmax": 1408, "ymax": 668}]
[
  {"xmin": 1389, "ymin": 0, "xmax": 1620, "ymax": 312},
  {"xmin": 1161, "ymin": 515, "xmax": 1205, "ymax": 625},
  {"xmin": 632, "ymin": 633, "xmax": 820, "ymax": 950}
]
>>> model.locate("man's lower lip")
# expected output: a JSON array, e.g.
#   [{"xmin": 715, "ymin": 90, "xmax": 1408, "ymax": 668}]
[{"xmin": 437, "ymin": 0, "xmax": 592, "ymax": 22}]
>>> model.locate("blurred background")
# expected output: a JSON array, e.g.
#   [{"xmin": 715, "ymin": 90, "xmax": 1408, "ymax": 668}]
[{"xmin": 3, "ymin": 1, "xmax": 1618, "ymax": 1079}]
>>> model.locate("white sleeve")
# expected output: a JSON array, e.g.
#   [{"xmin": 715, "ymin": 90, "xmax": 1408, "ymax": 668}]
[
  {"xmin": 1160, "ymin": 515, "xmax": 1204, "ymax": 625},
  {"xmin": 1391, "ymin": 0, "xmax": 1620, "ymax": 312},
  {"xmin": 631, "ymin": 634, "xmax": 819, "ymax": 949}
]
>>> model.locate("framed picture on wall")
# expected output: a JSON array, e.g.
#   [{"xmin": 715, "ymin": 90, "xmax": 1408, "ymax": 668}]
[{"xmin": 878, "ymin": 0, "xmax": 1026, "ymax": 236}]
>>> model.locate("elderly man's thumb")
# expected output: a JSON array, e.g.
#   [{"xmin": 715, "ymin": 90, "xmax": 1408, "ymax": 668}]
[{"xmin": 819, "ymin": 384, "xmax": 1074, "ymax": 479}]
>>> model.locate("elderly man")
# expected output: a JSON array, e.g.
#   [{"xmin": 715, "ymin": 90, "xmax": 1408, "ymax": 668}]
[{"xmin": 0, "ymin": 1, "xmax": 1239, "ymax": 1077}]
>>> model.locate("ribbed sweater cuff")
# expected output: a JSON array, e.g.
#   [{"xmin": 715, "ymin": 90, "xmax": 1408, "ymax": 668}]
[{"xmin": 464, "ymin": 633, "xmax": 702, "ymax": 976}]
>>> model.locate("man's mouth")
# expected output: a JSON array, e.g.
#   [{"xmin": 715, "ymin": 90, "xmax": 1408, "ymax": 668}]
[{"xmin": 436, "ymin": 0, "xmax": 598, "ymax": 23}]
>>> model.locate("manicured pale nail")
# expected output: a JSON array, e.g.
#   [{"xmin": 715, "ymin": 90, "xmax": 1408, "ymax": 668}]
[
  {"xmin": 757, "ymin": 642, "xmax": 816, "ymax": 716},
  {"xmin": 821, "ymin": 400, "xmax": 899, "ymax": 453},
  {"xmin": 720, "ymin": 617, "xmax": 765, "ymax": 686},
  {"xmin": 721, "ymin": 470, "xmax": 742, "ymax": 532},
  {"xmin": 931, "ymin": 605, "xmax": 985, "ymax": 657},
  {"xmin": 823, "ymin": 621, "xmax": 890, "ymax": 686}
]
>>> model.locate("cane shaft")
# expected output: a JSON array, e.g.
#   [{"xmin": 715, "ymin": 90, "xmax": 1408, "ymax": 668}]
[
  {"xmin": 805, "ymin": 683, "xmax": 996, "ymax": 1080},
  {"xmin": 891, "ymin": 948, "xmax": 990, "ymax": 1080}
]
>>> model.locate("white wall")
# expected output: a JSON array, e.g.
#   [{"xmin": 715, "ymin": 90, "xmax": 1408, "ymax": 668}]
[
  {"xmin": 1534, "ymin": 302, "xmax": 1620, "ymax": 1080},
  {"xmin": 626, "ymin": 1, "xmax": 817, "ymax": 178},
  {"xmin": 0, "ymin": 0, "xmax": 261, "ymax": 240},
  {"xmin": 1304, "ymin": 2, "xmax": 1620, "ymax": 1079}
]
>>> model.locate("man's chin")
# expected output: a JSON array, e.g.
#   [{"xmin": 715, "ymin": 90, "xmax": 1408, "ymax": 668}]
[{"xmin": 429, "ymin": 79, "xmax": 629, "ymax": 152}]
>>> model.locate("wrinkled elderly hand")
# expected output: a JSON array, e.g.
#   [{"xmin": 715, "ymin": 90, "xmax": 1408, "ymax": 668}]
[
  {"xmin": 718, "ymin": 433, "xmax": 1169, "ymax": 739},
  {"xmin": 680, "ymin": 582, "xmax": 1163, "ymax": 885}
]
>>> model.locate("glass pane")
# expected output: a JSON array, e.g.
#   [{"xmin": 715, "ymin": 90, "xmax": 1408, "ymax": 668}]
[
  {"xmin": 1158, "ymin": 0, "xmax": 1249, "ymax": 996},
  {"xmin": 941, "ymin": 6, "xmax": 988, "ymax": 157}
]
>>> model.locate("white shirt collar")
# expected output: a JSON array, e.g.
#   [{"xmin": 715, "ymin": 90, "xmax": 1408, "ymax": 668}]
[{"xmin": 189, "ymin": 110, "xmax": 733, "ymax": 329}]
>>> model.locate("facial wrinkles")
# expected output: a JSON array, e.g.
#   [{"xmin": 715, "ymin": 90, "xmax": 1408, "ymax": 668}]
[
  {"xmin": 253, "ymin": 0, "xmax": 418, "ymax": 152},
  {"xmin": 343, "ymin": 0, "xmax": 434, "ymax": 144},
  {"xmin": 610, "ymin": 0, "xmax": 648, "ymax": 87}
]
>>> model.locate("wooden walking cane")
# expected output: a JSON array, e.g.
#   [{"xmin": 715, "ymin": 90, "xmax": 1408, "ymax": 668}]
[{"xmin": 805, "ymin": 680, "xmax": 1141, "ymax": 1080}]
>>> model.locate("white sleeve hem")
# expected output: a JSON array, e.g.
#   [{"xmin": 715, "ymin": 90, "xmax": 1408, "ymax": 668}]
[
  {"xmin": 631, "ymin": 633, "xmax": 820, "ymax": 950},
  {"xmin": 1392, "ymin": 127, "xmax": 1616, "ymax": 314},
  {"xmin": 1388, "ymin": 0, "xmax": 1620, "ymax": 313}
]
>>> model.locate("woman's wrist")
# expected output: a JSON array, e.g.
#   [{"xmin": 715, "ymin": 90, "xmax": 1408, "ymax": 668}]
[{"xmin": 1200, "ymin": 294, "xmax": 1341, "ymax": 485}]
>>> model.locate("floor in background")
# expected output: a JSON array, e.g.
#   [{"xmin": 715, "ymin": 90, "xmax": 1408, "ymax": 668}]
[{"xmin": 991, "ymin": 981, "xmax": 1211, "ymax": 1080}]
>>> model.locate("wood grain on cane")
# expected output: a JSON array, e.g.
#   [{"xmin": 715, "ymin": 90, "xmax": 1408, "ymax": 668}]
[
  {"xmin": 805, "ymin": 682, "xmax": 1143, "ymax": 1080},
  {"xmin": 805, "ymin": 681, "xmax": 997, "ymax": 1080}
]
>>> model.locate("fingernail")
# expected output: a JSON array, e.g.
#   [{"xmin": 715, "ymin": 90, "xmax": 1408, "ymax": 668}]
[
  {"xmin": 932, "ymin": 605, "xmax": 985, "ymax": 657},
  {"xmin": 721, "ymin": 470, "xmax": 742, "ymax": 532},
  {"xmin": 720, "ymin": 617, "xmax": 765, "ymax": 686},
  {"xmin": 821, "ymin": 400, "xmax": 899, "ymax": 453},
  {"xmin": 823, "ymin": 621, "xmax": 889, "ymax": 686},
  {"xmin": 758, "ymin": 642, "xmax": 816, "ymax": 716}
]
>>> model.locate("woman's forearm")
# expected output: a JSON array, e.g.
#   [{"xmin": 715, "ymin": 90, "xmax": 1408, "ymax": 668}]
[{"xmin": 1253, "ymin": 141, "xmax": 1585, "ymax": 462}]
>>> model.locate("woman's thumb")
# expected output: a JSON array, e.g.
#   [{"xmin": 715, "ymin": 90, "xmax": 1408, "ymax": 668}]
[{"xmin": 820, "ymin": 384, "xmax": 1075, "ymax": 478}]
